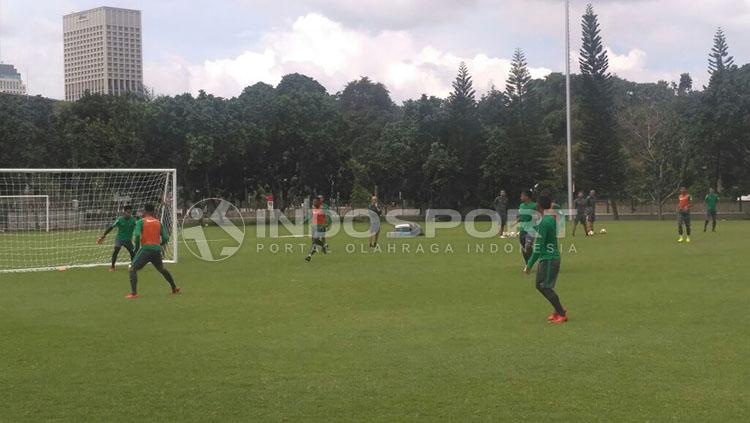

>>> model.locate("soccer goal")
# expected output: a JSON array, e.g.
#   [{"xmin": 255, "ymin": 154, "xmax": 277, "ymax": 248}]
[{"xmin": 0, "ymin": 169, "xmax": 178, "ymax": 273}]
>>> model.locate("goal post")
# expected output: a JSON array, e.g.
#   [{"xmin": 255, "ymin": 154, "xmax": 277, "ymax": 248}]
[{"xmin": 0, "ymin": 169, "xmax": 178, "ymax": 273}]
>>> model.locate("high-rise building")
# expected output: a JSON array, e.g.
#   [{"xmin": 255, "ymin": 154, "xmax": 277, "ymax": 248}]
[
  {"xmin": 63, "ymin": 7, "xmax": 143, "ymax": 101},
  {"xmin": 0, "ymin": 64, "xmax": 27, "ymax": 95}
]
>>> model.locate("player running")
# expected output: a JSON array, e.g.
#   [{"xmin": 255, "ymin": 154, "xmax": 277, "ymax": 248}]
[
  {"xmin": 572, "ymin": 191, "xmax": 587, "ymax": 237},
  {"xmin": 305, "ymin": 195, "xmax": 331, "ymax": 262},
  {"xmin": 127, "ymin": 204, "xmax": 179, "ymax": 299},
  {"xmin": 517, "ymin": 190, "xmax": 537, "ymax": 264},
  {"xmin": 524, "ymin": 191, "xmax": 567, "ymax": 324},
  {"xmin": 677, "ymin": 187, "xmax": 692, "ymax": 243},
  {"xmin": 704, "ymin": 188, "xmax": 719, "ymax": 232},
  {"xmin": 494, "ymin": 190, "xmax": 509, "ymax": 238},
  {"xmin": 585, "ymin": 190, "xmax": 596, "ymax": 234},
  {"xmin": 97, "ymin": 205, "xmax": 137, "ymax": 271},
  {"xmin": 368, "ymin": 195, "xmax": 382, "ymax": 248}
]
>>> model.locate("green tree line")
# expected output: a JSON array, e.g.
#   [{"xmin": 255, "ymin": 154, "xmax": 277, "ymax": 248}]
[{"xmin": 1, "ymin": 5, "xmax": 748, "ymax": 214}]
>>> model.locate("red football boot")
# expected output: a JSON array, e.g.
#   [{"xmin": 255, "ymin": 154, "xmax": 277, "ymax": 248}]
[
  {"xmin": 125, "ymin": 293, "xmax": 138, "ymax": 299},
  {"xmin": 550, "ymin": 314, "xmax": 568, "ymax": 324},
  {"xmin": 171, "ymin": 287, "xmax": 181, "ymax": 295}
]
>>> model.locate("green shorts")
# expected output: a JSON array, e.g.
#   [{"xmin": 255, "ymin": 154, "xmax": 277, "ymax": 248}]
[{"xmin": 536, "ymin": 259, "xmax": 561, "ymax": 289}]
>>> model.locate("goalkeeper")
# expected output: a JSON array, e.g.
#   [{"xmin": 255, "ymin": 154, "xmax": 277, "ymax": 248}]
[
  {"xmin": 97, "ymin": 205, "xmax": 137, "ymax": 271},
  {"xmin": 127, "ymin": 203, "xmax": 179, "ymax": 298}
]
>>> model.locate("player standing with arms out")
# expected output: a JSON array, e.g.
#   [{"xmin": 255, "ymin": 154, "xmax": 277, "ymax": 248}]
[
  {"xmin": 517, "ymin": 190, "xmax": 537, "ymax": 264},
  {"xmin": 368, "ymin": 195, "xmax": 382, "ymax": 248},
  {"xmin": 677, "ymin": 187, "xmax": 692, "ymax": 243},
  {"xmin": 494, "ymin": 190, "xmax": 509, "ymax": 238},
  {"xmin": 97, "ymin": 205, "xmax": 137, "ymax": 271},
  {"xmin": 585, "ymin": 190, "xmax": 597, "ymax": 234},
  {"xmin": 704, "ymin": 188, "xmax": 719, "ymax": 232},
  {"xmin": 572, "ymin": 191, "xmax": 587, "ymax": 237},
  {"xmin": 305, "ymin": 195, "xmax": 331, "ymax": 262},
  {"xmin": 524, "ymin": 191, "xmax": 567, "ymax": 324},
  {"xmin": 127, "ymin": 204, "xmax": 179, "ymax": 299}
]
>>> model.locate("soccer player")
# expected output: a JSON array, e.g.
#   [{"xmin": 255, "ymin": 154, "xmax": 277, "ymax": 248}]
[
  {"xmin": 368, "ymin": 195, "xmax": 382, "ymax": 248},
  {"xmin": 524, "ymin": 191, "xmax": 567, "ymax": 324},
  {"xmin": 677, "ymin": 187, "xmax": 692, "ymax": 243},
  {"xmin": 493, "ymin": 190, "xmax": 509, "ymax": 238},
  {"xmin": 517, "ymin": 190, "xmax": 537, "ymax": 264},
  {"xmin": 127, "ymin": 203, "xmax": 179, "ymax": 299},
  {"xmin": 97, "ymin": 205, "xmax": 137, "ymax": 271},
  {"xmin": 585, "ymin": 190, "xmax": 597, "ymax": 234},
  {"xmin": 704, "ymin": 188, "xmax": 719, "ymax": 232},
  {"xmin": 305, "ymin": 195, "xmax": 331, "ymax": 262},
  {"xmin": 572, "ymin": 191, "xmax": 587, "ymax": 237}
]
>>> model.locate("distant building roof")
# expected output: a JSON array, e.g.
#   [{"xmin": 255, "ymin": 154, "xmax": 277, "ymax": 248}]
[{"xmin": 0, "ymin": 64, "xmax": 22, "ymax": 80}]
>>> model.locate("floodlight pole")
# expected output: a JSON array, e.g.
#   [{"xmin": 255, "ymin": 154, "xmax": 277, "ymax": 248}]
[{"xmin": 565, "ymin": 0, "xmax": 574, "ymax": 219}]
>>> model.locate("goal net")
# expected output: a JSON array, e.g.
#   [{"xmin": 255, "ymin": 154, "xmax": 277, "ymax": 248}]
[{"xmin": 0, "ymin": 169, "xmax": 177, "ymax": 273}]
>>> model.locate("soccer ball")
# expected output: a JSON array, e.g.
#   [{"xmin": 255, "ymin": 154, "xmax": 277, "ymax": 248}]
[
  {"xmin": 588, "ymin": 231, "xmax": 595, "ymax": 236},
  {"xmin": 600, "ymin": 228, "xmax": 607, "ymax": 235}
]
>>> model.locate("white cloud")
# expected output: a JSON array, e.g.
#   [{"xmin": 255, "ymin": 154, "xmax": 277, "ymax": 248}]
[
  {"xmin": 147, "ymin": 13, "xmax": 551, "ymax": 101},
  {"xmin": 606, "ymin": 47, "xmax": 677, "ymax": 84}
]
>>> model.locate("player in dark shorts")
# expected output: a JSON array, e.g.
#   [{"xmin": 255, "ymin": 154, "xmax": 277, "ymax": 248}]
[
  {"xmin": 517, "ymin": 190, "xmax": 537, "ymax": 264},
  {"xmin": 677, "ymin": 187, "xmax": 692, "ymax": 243},
  {"xmin": 97, "ymin": 205, "xmax": 137, "ymax": 271},
  {"xmin": 704, "ymin": 188, "xmax": 719, "ymax": 232},
  {"xmin": 571, "ymin": 191, "xmax": 587, "ymax": 236},
  {"xmin": 524, "ymin": 191, "xmax": 567, "ymax": 324},
  {"xmin": 368, "ymin": 195, "xmax": 382, "ymax": 248},
  {"xmin": 127, "ymin": 203, "xmax": 179, "ymax": 298},
  {"xmin": 585, "ymin": 190, "xmax": 596, "ymax": 234},
  {"xmin": 493, "ymin": 190, "xmax": 509, "ymax": 238},
  {"xmin": 305, "ymin": 195, "xmax": 331, "ymax": 262}
]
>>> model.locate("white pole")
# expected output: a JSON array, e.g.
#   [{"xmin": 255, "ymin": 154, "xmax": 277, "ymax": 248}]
[
  {"xmin": 45, "ymin": 195, "xmax": 50, "ymax": 232},
  {"xmin": 172, "ymin": 169, "xmax": 178, "ymax": 263},
  {"xmin": 565, "ymin": 0, "xmax": 574, "ymax": 219}
]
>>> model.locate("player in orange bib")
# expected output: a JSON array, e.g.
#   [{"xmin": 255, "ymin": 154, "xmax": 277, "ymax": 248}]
[
  {"xmin": 126, "ymin": 204, "xmax": 180, "ymax": 298},
  {"xmin": 677, "ymin": 187, "xmax": 692, "ymax": 243}
]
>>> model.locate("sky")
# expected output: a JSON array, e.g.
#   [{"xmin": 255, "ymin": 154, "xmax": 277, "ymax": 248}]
[{"xmin": 0, "ymin": 0, "xmax": 748, "ymax": 101}]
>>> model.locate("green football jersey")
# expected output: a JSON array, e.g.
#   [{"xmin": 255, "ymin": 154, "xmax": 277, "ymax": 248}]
[
  {"xmin": 518, "ymin": 201, "xmax": 538, "ymax": 232},
  {"xmin": 112, "ymin": 216, "xmax": 137, "ymax": 241},
  {"xmin": 527, "ymin": 214, "xmax": 561, "ymax": 268},
  {"xmin": 705, "ymin": 193, "xmax": 719, "ymax": 211}
]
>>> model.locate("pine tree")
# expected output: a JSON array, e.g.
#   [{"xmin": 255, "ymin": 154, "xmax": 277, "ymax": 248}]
[
  {"xmin": 448, "ymin": 62, "xmax": 476, "ymax": 115},
  {"xmin": 708, "ymin": 28, "xmax": 734, "ymax": 75},
  {"xmin": 576, "ymin": 3, "xmax": 625, "ymax": 216},
  {"xmin": 579, "ymin": 4, "xmax": 610, "ymax": 85},
  {"xmin": 505, "ymin": 48, "xmax": 532, "ymax": 103}
]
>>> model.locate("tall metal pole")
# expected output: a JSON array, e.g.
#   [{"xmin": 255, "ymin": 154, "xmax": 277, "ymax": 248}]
[{"xmin": 565, "ymin": 0, "xmax": 574, "ymax": 218}]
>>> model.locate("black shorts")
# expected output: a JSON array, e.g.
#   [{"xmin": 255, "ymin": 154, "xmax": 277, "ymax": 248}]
[
  {"xmin": 678, "ymin": 211, "xmax": 691, "ymax": 226},
  {"xmin": 536, "ymin": 259, "xmax": 561, "ymax": 289},
  {"xmin": 519, "ymin": 231, "xmax": 534, "ymax": 250},
  {"xmin": 497, "ymin": 211, "xmax": 508, "ymax": 226},
  {"xmin": 575, "ymin": 214, "xmax": 586, "ymax": 224},
  {"xmin": 114, "ymin": 239, "xmax": 134, "ymax": 250},
  {"xmin": 706, "ymin": 210, "xmax": 717, "ymax": 220},
  {"xmin": 131, "ymin": 249, "xmax": 165, "ymax": 271},
  {"xmin": 586, "ymin": 214, "xmax": 596, "ymax": 223}
]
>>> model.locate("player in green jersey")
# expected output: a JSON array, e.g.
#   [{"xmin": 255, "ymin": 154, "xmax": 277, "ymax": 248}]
[
  {"xmin": 97, "ymin": 205, "xmax": 137, "ymax": 271},
  {"xmin": 704, "ymin": 188, "xmax": 719, "ymax": 232},
  {"xmin": 517, "ymin": 190, "xmax": 537, "ymax": 264},
  {"xmin": 524, "ymin": 191, "xmax": 567, "ymax": 324}
]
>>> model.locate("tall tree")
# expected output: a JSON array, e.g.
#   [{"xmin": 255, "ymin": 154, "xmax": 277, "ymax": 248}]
[
  {"xmin": 505, "ymin": 49, "xmax": 532, "ymax": 104},
  {"xmin": 677, "ymin": 73, "xmax": 693, "ymax": 96},
  {"xmin": 708, "ymin": 28, "xmax": 735, "ymax": 75},
  {"xmin": 576, "ymin": 3, "xmax": 625, "ymax": 217},
  {"xmin": 443, "ymin": 62, "xmax": 481, "ymax": 208}
]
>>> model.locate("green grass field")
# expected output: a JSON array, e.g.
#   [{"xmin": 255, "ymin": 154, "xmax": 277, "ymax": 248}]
[{"xmin": 1, "ymin": 221, "xmax": 748, "ymax": 421}]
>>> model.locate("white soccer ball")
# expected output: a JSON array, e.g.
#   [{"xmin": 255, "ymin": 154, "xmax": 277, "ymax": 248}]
[
  {"xmin": 599, "ymin": 228, "xmax": 607, "ymax": 235},
  {"xmin": 588, "ymin": 231, "xmax": 595, "ymax": 236}
]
